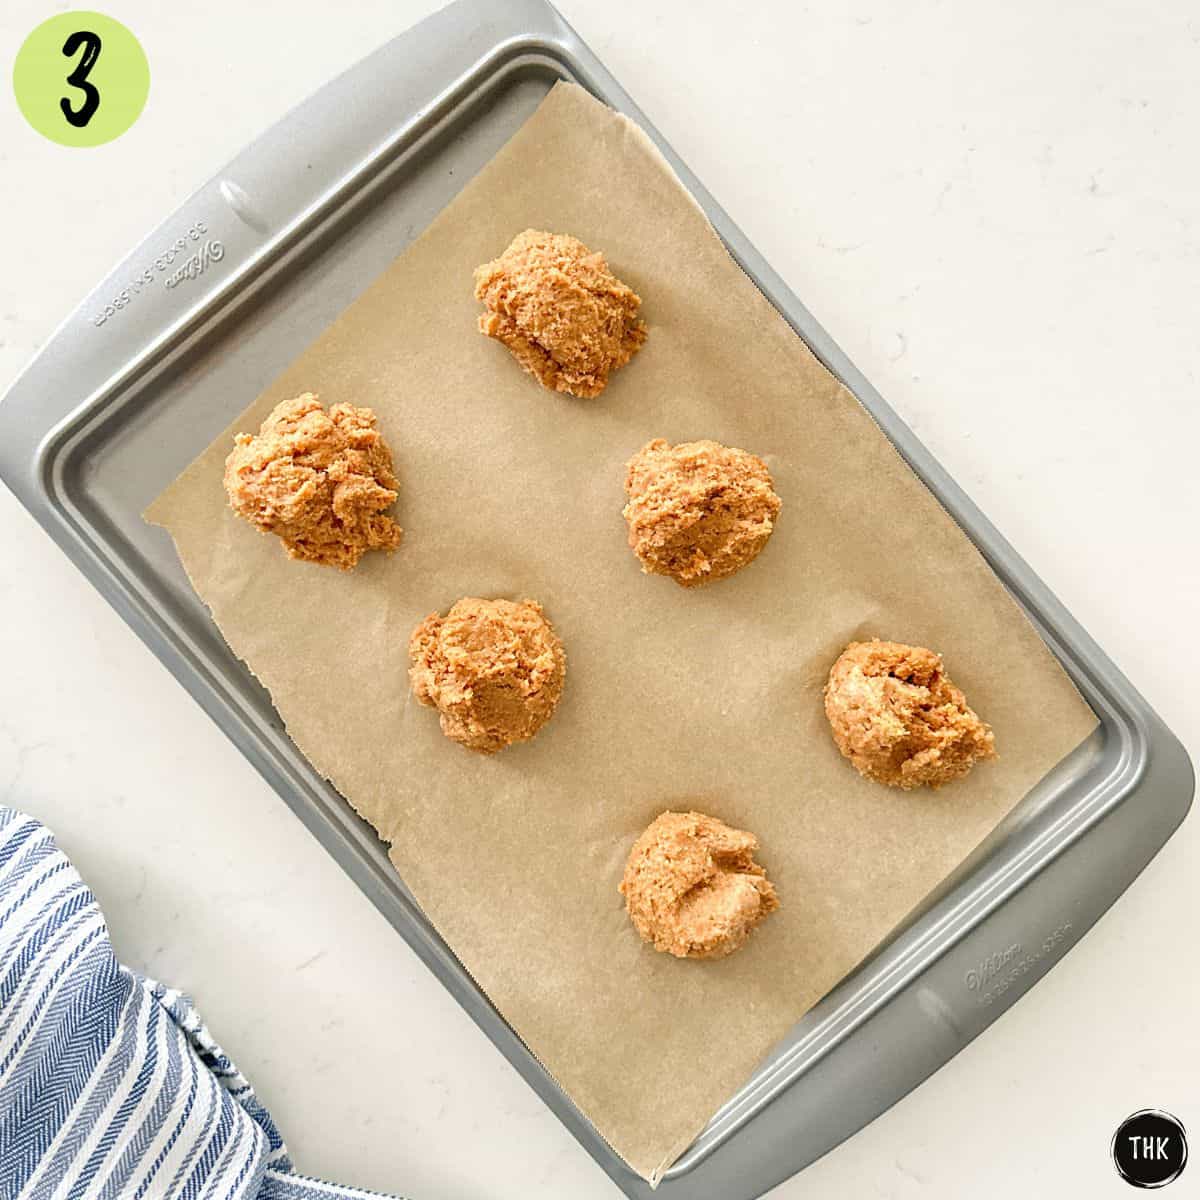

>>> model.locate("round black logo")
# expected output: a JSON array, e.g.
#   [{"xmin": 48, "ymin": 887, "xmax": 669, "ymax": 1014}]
[{"xmin": 1112, "ymin": 1110, "xmax": 1188, "ymax": 1188}]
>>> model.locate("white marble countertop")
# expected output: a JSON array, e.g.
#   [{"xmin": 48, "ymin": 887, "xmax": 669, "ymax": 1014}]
[{"xmin": 2, "ymin": 2, "xmax": 1197, "ymax": 1197}]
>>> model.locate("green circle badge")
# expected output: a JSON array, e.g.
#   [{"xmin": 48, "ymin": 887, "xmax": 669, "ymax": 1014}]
[{"xmin": 13, "ymin": 12, "xmax": 149, "ymax": 147}]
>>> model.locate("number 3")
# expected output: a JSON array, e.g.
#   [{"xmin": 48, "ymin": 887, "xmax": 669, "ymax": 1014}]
[{"xmin": 60, "ymin": 30, "xmax": 101, "ymax": 129}]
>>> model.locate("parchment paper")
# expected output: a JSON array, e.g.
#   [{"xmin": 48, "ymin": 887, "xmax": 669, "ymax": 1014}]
[{"xmin": 147, "ymin": 83, "xmax": 1097, "ymax": 1181}]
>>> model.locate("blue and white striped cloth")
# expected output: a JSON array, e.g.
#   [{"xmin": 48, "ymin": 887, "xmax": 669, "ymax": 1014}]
[{"xmin": 0, "ymin": 807, "xmax": 406, "ymax": 1200}]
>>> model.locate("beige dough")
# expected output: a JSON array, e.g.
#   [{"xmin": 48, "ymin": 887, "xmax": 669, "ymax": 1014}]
[
  {"xmin": 622, "ymin": 438, "xmax": 782, "ymax": 587},
  {"xmin": 474, "ymin": 229, "xmax": 647, "ymax": 398},
  {"xmin": 824, "ymin": 639, "xmax": 996, "ymax": 789},
  {"xmin": 223, "ymin": 393, "xmax": 402, "ymax": 570},
  {"xmin": 409, "ymin": 597, "xmax": 566, "ymax": 754},
  {"xmin": 620, "ymin": 811, "xmax": 780, "ymax": 960}
]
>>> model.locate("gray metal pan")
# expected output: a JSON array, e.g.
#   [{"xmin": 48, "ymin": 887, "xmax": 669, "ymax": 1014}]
[{"xmin": 0, "ymin": 2, "xmax": 1191, "ymax": 1197}]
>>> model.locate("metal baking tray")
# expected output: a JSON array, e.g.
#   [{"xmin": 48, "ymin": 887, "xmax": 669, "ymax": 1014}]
[{"xmin": 0, "ymin": 2, "xmax": 1191, "ymax": 1196}]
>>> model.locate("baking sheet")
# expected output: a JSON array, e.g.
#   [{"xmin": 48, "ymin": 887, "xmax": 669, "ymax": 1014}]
[{"xmin": 147, "ymin": 82, "xmax": 1097, "ymax": 1181}]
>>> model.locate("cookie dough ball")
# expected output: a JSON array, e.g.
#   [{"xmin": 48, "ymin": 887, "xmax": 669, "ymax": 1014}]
[
  {"xmin": 223, "ymin": 393, "xmax": 402, "ymax": 571},
  {"xmin": 620, "ymin": 811, "xmax": 780, "ymax": 959},
  {"xmin": 824, "ymin": 639, "xmax": 996, "ymax": 789},
  {"xmin": 623, "ymin": 438, "xmax": 782, "ymax": 588},
  {"xmin": 474, "ymin": 230, "xmax": 647, "ymax": 398},
  {"xmin": 409, "ymin": 598, "xmax": 566, "ymax": 754}
]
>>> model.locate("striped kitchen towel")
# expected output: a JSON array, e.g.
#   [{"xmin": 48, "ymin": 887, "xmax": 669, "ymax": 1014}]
[{"xmin": 0, "ymin": 807, "xmax": 406, "ymax": 1200}]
